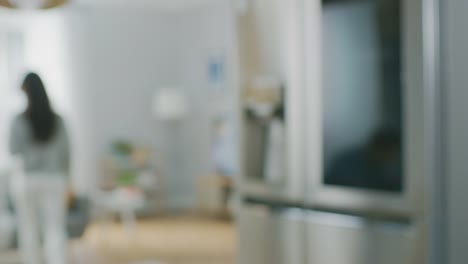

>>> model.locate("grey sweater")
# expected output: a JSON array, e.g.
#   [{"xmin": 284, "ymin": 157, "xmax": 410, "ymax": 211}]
[{"xmin": 9, "ymin": 115, "xmax": 70, "ymax": 176}]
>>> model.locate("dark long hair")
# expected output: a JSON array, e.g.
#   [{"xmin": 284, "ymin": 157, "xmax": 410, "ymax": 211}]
[{"xmin": 22, "ymin": 72, "xmax": 57, "ymax": 143}]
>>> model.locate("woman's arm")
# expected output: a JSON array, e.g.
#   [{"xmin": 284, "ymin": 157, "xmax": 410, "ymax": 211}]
[
  {"xmin": 9, "ymin": 117, "xmax": 25, "ymax": 156},
  {"xmin": 58, "ymin": 119, "xmax": 71, "ymax": 176}
]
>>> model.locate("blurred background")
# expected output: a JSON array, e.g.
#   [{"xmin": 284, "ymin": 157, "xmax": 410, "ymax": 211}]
[{"xmin": 0, "ymin": 0, "xmax": 466, "ymax": 263}]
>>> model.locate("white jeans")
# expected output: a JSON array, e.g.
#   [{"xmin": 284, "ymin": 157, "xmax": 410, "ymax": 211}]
[{"xmin": 10, "ymin": 174, "xmax": 68, "ymax": 264}]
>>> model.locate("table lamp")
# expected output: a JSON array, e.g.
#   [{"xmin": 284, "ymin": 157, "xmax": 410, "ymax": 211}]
[{"xmin": 152, "ymin": 88, "xmax": 189, "ymax": 211}]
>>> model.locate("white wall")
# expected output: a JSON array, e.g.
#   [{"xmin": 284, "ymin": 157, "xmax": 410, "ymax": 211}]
[
  {"xmin": 0, "ymin": 33, "xmax": 10, "ymax": 167},
  {"xmin": 173, "ymin": 0, "xmax": 238, "ymax": 208},
  {"xmin": 60, "ymin": 5, "xmax": 192, "ymax": 208},
  {"xmin": 79, "ymin": 2, "xmax": 237, "ymax": 209},
  {"xmin": 0, "ymin": 1, "xmax": 237, "ymax": 210}
]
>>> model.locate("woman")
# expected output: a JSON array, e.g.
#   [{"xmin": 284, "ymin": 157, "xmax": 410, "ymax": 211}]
[{"xmin": 9, "ymin": 72, "xmax": 70, "ymax": 264}]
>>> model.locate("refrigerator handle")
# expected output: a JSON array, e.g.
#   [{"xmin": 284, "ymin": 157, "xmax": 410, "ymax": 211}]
[
  {"xmin": 271, "ymin": 207, "xmax": 304, "ymax": 220},
  {"xmin": 240, "ymin": 204, "xmax": 303, "ymax": 223},
  {"xmin": 242, "ymin": 201, "xmax": 305, "ymax": 220},
  {"xmin": 305, "ymin": 210, "xmax": 367, "ymax": 229},
  {"xmin": 304, "ymin": 210, "xmax": 413, "ymax": 232},
  {"xmin": 242, "ymin": 203, "xmax": 272, "ymax": 218}
]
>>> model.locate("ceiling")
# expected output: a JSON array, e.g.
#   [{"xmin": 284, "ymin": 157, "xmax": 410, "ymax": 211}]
[
  {"xmin": 73, "ymin": 0, "xmax": 221, "ymax": 11},
  {"xmin": 0, "ymin": 0, "xmax": 222, "ymax": 11},
  {"xmin": 0, "ymin": 0, "xmax": 67, "ymax": 9}
]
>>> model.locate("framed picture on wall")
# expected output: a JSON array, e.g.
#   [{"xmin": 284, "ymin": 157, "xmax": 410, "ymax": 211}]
[{"xmin": 207, "ymin": 53, "xmax": 227, "ymax": 93}]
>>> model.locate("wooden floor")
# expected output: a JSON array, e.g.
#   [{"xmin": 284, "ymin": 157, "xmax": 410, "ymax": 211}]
[
  {"xmin": 1, "ymin": 216, "xmax": 237, "ymax": 264},
  {"xmin": 74, "ymin": 216, "xmax": 237, "ymax": 264}
]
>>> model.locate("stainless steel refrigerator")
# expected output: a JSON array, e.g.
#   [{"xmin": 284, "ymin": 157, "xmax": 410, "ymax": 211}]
[{"xmin": 236, "ymin": 0, "xmax": 433, "ymax": 263}]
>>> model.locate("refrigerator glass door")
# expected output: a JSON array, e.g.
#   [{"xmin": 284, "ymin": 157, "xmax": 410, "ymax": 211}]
[
  {"xmin": 321, "ymin": 0, "xmax": 403, "ymax": 192},
  {"xmin": 305, "ymin": 0, "xmax": 426, "ymax": 216},
  {"xmin": 239, "ymin": 0, "xmax": 305, "ymax": 201}
]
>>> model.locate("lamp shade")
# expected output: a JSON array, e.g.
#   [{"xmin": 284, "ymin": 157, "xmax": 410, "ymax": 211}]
[
  {"xmin": 152, "ymin": 88, "xmax": 188, "ymax": 121},
  {"xmin": 0, "ymin": 0, "xmax": 68, "ymax": 9}
]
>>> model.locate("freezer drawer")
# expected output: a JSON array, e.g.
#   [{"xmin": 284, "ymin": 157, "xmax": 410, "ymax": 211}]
[
  {"xmin": 238, "ymin": 204, "xmax": 306, "ymax": 264},
  {"xmin": 238, "ymin": 204, "xmax": 275, "ymax": 264},
  {"xmin": 305, "ymin": 211, "xmax": 423, "ymax": 264}
]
